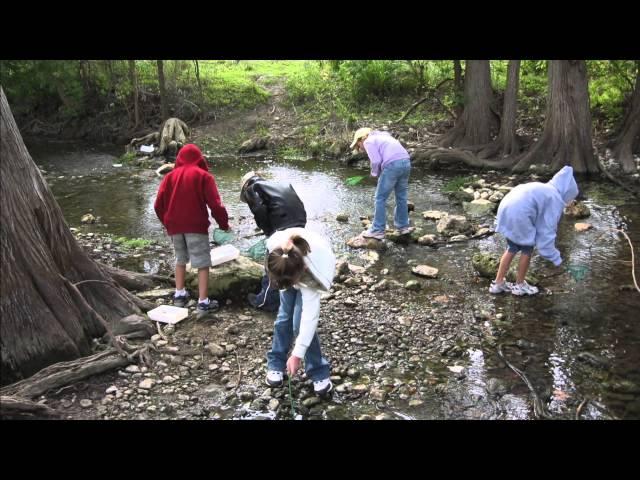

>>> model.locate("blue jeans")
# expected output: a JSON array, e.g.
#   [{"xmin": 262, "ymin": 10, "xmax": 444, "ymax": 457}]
[
  {"xmin": 266, "ymin": 288, "xmax": 331, "ymax": 382},
  {"xmin": 371, "ymin": 158, "xmax": 411, "ymax": 233},
  {"xmin": 255, "ymin": 272, "xmax": 280, "ymax": 312}
]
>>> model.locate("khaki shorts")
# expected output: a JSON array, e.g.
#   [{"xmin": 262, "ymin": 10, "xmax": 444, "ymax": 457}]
[{"xmin": 172, "ymin": 233, "xmax": 211, "ymax": 269}]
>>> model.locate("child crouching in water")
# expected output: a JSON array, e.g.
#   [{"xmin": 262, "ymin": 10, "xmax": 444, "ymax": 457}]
[
  {"xmin": 490, "ymin": 165, "xmax": 579, "ymax": 296},
  {"xmin": 264, "ymin": 227, "xmax": 335, "ymax": 396}
]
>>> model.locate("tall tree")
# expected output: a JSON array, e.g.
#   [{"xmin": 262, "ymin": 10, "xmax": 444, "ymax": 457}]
[
  {"xmin": 514, "ymin": 60, "xmax": 599, "ymax": 173},
  {"xmin": 128, "ymin": 60, "xmax": 140, "ymax": 129},
  {"xmin": 610, "ymin": 60, "xmax": 640, "ymax": 173},
  {"xmin": 157, "ymin": 60, "xmax": 168, "ymax": 121},
  {"xmin": 478, "ymin": 60, "xmax": 521, "ymax": 159},
  {"xmin": 439, "ymin": 60, "xmax": 499, "ymax": 148},
  {"xmin": 453, "ymin": 60, "xmax": 463, "ymax": 116},
  {"xmin": 0, "ymin": 87, "xmax": 143, "ymax": 385}
]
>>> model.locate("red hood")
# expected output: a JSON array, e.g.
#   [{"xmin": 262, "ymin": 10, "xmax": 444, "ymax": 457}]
[{"xmin": 175, "ymin": 144, "xmax": 208, "ymax": 171}]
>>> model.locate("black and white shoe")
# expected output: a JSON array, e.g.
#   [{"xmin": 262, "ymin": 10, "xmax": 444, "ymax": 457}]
[
  {"xmin": 173, "ymin": 292, "xmax": 189, "ymax": 308},
  {"xmin": 313, "ymin": 378, "xmax": 333, "ymax": 397},
  {"xmin": 196, "ymin": 299, "xmax": 219, "ymax": 318},
  {"xmin": 266, "ymin": 370, "xmax": 285, "ymax": 388}
]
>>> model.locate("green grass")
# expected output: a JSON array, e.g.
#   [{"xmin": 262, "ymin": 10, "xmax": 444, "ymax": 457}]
[
  {"xmin": 118, "ymin": 151, "xmax": 137, "ymax": 164},
  {"xmin": 114, "ymin": 236, "xmax": 152, "ymax": 249}
]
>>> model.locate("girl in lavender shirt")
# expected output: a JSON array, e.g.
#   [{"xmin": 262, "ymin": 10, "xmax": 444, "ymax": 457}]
[{"xmin": 351, "ymin": 127, "xmax": 412, "ymax": 240}]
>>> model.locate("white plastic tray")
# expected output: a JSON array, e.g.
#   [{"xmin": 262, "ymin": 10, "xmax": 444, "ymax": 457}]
[{"xmin": 147, "ymin": 305, "xmax": 189, "ymax": 324}]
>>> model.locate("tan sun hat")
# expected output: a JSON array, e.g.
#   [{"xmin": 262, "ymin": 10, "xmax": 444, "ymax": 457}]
[{"xmin": 350, "ymin": 127, "xmax": 372, "ymax": 151}]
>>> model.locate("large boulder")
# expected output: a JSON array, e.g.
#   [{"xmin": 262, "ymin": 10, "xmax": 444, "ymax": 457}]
[
  {"xmin": 472, "ymin": 253, "xmax": 539, "ymax": 285},
  {"xmin": 463, "ymin": 199, "xmax": 497, "ymax": 218},
  {"xmin": 436, "ymin": 215, "xmax": 473, "ymax": 236},
  {"xmin": 185, "ymin": 255, "xmax": 263, "ymax": 300}
]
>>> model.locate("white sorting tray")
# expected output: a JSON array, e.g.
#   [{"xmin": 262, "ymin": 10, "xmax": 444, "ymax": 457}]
[{"xmin": 147, "ymin": 305, "xmax": 189, "ymax": 324}]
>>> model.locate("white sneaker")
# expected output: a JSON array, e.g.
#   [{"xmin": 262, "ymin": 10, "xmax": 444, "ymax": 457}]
[
  {"xmin": 266, "ymin": 370, "xmax": 284, "ymax": 387},
  {"xmin": 397, "ymin": 226, "xmax": 414, "ymax": 235},
  {"xmin": 362, "ymin": 230, "xmax": 385, "ymax": 240},
  {"xmin": 489, "ymin": 280, "xmax": 513, "ymax": 294},
  {"xmin": 313, "ymin": 378, "xmax": 333, "ymax": 396},
  {"xmin": 511, "ymin": 281, "xmax": 539, "ymax": 296}
]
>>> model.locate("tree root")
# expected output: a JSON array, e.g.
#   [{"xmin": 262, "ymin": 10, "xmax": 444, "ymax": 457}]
[
  {"xmin": 411, "ymin": 146, "xmax": 517, "ymax": 171},
  {"xmin": 0, "ymin": 396, "xmax": 62, "ymax": 419}
]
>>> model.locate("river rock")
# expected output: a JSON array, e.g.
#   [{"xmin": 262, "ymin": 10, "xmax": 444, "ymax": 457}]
[
  {"xmin": 412, "ymin": 265, "xmax": 439, "ymax": 278},
  {"xmin": 436, "ymin": 215, "xmax": 472, "ymax": 236},
  {"xmin": 405, "ymin": 280, "xmax": 421, "ymax": 291},
  {"xmin": 370, "ymin": 387, "xmax": 388, "ymax": 402},
  {"xmin": 336, "ymin": 213, "xmax": 349, "ymax": 222},
  {"xmin": 422, "ymin": 210, "xmax": 447, "ymax": 221},
  {"xmin": 463, "ymin": 199, "xmax": 497, "ymax": 217},
  {"xmin": 112, "ymin": 314, "xmax": 155, "ymax": 339},
  {"xmin": 417, "ymin": 234, "xmax": 437, "ymax": 246},
  {"xmin": 449, "ymin": 235, "xmax": 468, "ymax": 242},
  {"xmin": 574, "ymin": 223, "xmax": 593, "ymax": 232},
  {"xmin": 80, "ymin": 399, "xmax": 93, "ymax": 408},
  {"xmin": 472, "ymin": 253, "xmax": 538, "ymax": 285},
  {"xmin": 488, "ymin": 191, "xmax": 504, "ymax": 203},
  {"xmin": 185, "ymin": 255, "xmax": 263, "ymax": 300},
  {"xmin": 564, "ymin": 201, "xmax": 590, "ymax": 218},
  {"xmin": 346, "ymin": 235, "xmax": 386, "ymax": 250},
  {"xmin": 81, "ymin": 213, "xmax": 96, "ymax": 224},
  {"xmin": 139, "ymin": 378, "xmax": 155, "ymax": 390},
  {"xmin": 302, "ymin": 397, "xmax": 322, "ymax": 408}
]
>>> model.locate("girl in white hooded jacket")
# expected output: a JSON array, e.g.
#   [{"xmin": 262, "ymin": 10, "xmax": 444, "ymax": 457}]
[
  {"xmin": 264, "ymin": 227, "xmax": 336, "ymax": 396},
  {"xmin": 490, "ymin": 165, "xmax": 579, "ymax": 296}
]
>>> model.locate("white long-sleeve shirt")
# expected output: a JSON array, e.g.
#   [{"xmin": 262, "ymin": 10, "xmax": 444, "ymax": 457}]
[{"xmin": 266, "ymin": 228, "xmax": 336, "ymax": 358}]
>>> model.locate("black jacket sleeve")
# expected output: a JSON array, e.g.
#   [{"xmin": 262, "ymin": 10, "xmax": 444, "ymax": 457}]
[{"xmin": 246, "ymin": 184, "xmax": 273, "ymax": 236}]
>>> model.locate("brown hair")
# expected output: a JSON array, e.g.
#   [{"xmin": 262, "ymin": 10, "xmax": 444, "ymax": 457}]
[{"xmin": 267, "ymin": 235, "xmax": 311, "ymax": 289}]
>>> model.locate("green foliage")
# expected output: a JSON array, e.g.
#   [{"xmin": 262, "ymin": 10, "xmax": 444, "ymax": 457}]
[
  {"xmin": 443, "ymin": 176, "xmax": 473, "ymax": 192},
  {"xmin": 114, "ymin": 236, "xmax": 152, "ymax": 249},
  {"xmin": 119, "ymin": 151, "xmax": 137, "ymax": 163}
]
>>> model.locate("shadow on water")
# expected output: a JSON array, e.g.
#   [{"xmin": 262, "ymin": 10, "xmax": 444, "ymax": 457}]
[{"xmin": 29, "ymin": 141, "xmax": 640, "ymax": 419}]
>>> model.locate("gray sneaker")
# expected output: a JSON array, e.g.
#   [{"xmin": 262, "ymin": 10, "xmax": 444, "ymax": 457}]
[
  {"xmin": 362, "ymin": 229, "xmax": 385, "ymax": 240},
  {"xmin": 173, "ymin": 292, "xmax": 189, "ymax": 308},
  {"xmin": 196, "ymin": 299, "xmax": 219, "ymax": 318},
  {"xmin": 489, "ymin": 280, "xmax": 513, "ymax": 294},
  {"xmin": 397, "ymin": 226, "xmax": 415, "ymax": 235}
]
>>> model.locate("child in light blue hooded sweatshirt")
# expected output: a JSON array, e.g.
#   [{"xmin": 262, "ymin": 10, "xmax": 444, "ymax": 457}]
[{"xmin": 490, "ymin": 166, "xmax": 579, "ymax": 296}]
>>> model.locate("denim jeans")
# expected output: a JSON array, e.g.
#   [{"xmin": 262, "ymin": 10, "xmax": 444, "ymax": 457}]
[
  {"xmin": 255, "ymin": 272, "xmax": 280, "ymax": 312},
  {"xmin": 266, "ymin": 287, "xmax": 330, "ymax": 382},
  {"xmin": 371, "ymin": 158, "xmax": 411, "ymax": 233}
]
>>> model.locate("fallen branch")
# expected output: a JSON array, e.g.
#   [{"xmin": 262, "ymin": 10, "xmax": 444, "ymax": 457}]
[
  {"xmin": 497, "ymin": 343, "xmax": 552, "ymax": 420},
  {"xmin": 576, "ymin": 398, "xmax": 589, "ymax": 420}
]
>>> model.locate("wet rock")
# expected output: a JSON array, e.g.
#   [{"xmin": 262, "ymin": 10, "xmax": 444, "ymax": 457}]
[
  {"xmin": 436, "ymin": 215, "xmax": 472, "ymax": 236},
  {"xmin": 488, "ymin": 191, "xmax": 504, "ymax": 203},
  {"xmin": 449, "ymin": 235, "xmax": 468, "ymax": 242},
  {"xmin": 564, "ymin": 201, "xmax": 590, "ymax": 218},
  {"xmin": 486, "ymin": 378, "xmax": 507, "ymax": 397},
  {"xmin": 370, "ymin": 387, "xmax": 388, "ymax": 402},
  {"xmin": 302, "ymin": 397, "xmax": 322, "ymax": 408},
  {"xmin": 334, "ymin": 260, "xmax": 350, "ymax": 278},
  {"xmin": 185, "ymin": 256, "xmax": 263, "ymax": 300},
  {"xmin": 412, "ymin": 265, "xmax": 439, "ymax": 278},
  {"xmin": 125, "ymin": 365, "xmax": 141, "ymax": 373},
  {"xmin": 80, "ymin": 399, "xmax": 93, "ymax": 408},
  {"xmin": 408, "ymin": 399, "xmax": 424, "ymax": 407},
  {"xmin": 336, "ymin": 213, "xmax": 349, "ymax": 222},
  {"xmin": 405, "ymin": 280, "xmax": 421, "ymax": 291},
  {"xmin": 346, "ymin": 235, "xmax": 386, "ymax": 250},
  {"xmin": 574, "ymin": 223, "xmax": 593, "ymax": 232},
  {"xmin": 417, "ymin": 234, "xmax": 437, "ymax": 246},
  {"xmin": 472, "ymin": 253, "xmax": 538, "ymax": 285},
  {"xmin": 105, "ymin": 386, "xmax": 118, "ymax": 395},
  {"xmin": 472, "ymin": 227, "xmax": 491, "ymax": 237},
  {"xmin": 422, "ymin": 210, "xmax": 448, "ymax": 221},
  {"xmin": 577, "ymin": 352, "xmax": 611, "ymax": 369},
  {"xmin": 268, "ymin": 398, "xmax": 280, "ymax": 411},
  {"xmin": 371, "ymin": 279, "xmax": 389, "ymax": 291},
  {"xmin": 81, "ymin": 213, "xmax": 96, "ymax": 224},
  {"xmin": 463, "ymin": 199, "xmax": 497, "ymax": 217}
]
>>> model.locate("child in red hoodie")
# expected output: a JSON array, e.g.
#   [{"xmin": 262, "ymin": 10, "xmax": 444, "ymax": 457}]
[{"xmin": 154, "ymin": 144, "xmax": 230, "ymax": 318}]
